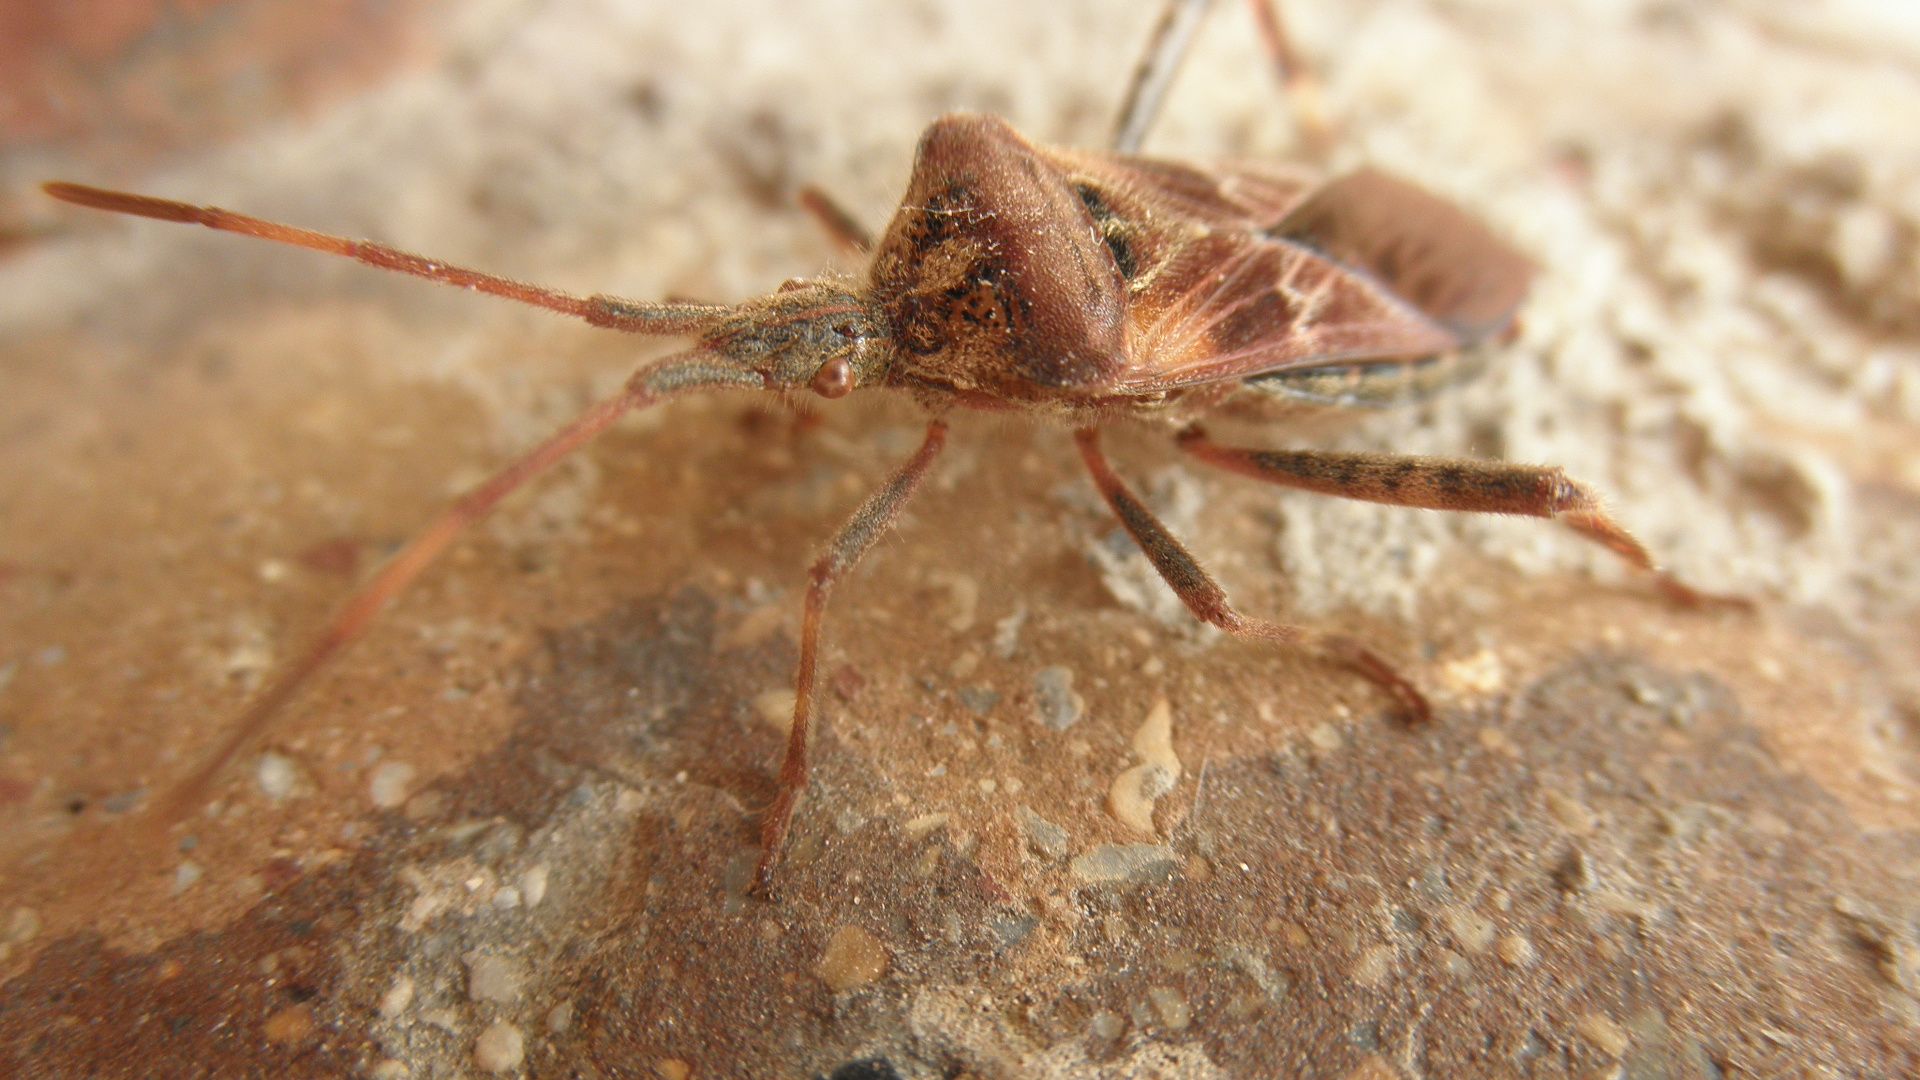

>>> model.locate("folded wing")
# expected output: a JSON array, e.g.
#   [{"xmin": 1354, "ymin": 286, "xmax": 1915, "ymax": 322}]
[{"xmin": 1042, "ymin": 151, "xmax": 1534, "ymax": 394}]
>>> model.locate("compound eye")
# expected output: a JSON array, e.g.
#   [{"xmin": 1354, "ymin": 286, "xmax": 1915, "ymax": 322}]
[{"xmin": 809, "ymin": 356, "xmax": 855, "ymax": 399}]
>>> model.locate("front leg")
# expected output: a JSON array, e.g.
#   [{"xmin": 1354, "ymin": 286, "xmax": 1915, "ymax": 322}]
[
  {"xmin": 1177, "ymin": 426, "xmax": 1735, "ymax": 607},
  {"xmin": 752, "ymin": 420, "xmax": 949, "ymax": 899},
  {"xmin": 1075, "ymin": 428, "xmax": 1428, "ymax": 723}
]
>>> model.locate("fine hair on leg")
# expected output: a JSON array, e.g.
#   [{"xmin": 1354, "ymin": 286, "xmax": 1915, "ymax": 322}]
[
  {"xmin": 752, "ymin": 419, "xmax": 950, "ymax": 898},
  {"xmin": 1176, "ymin": 426, "xmax": 1734, "ymax": 607}
]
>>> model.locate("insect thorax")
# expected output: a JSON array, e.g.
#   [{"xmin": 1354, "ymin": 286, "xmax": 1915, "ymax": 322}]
[{"xmin": 869, "ymin": 114, "xmax": 1133, "ymax": 403}]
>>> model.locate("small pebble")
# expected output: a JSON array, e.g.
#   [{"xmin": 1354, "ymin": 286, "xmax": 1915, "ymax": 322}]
[
  {"xmin": 172, "ymin": 861, "xmax": 203, "ymax": 895},
  {"xmin": 521, "ymin": 864, "xmax": 550, "ymax": 908},
  {"xmin": 993, "ymin": 608, "xmax": 1026, "ymax": 658},
  {"xmin": 817, "ymin": 925, "xmax": 890, "ymax": 992},
  {"xmin": 546, "ymin": 1000, "xmax": 575, "ymax": 1034},
  {"xmin": 1147, "ymin": 987, "xmax": 1191, "ymax": 1030},
  {"xmin": 256, "ymin": 753, "xmax": 297, "ymax": 801},
  {"xmin": 957, "ymin": 686, "xmax": 1001, "ymax": 715},
  {"xmin": 1552, "ymin": 848, "xmax": 1592, "ymax": 893},
  {"xmin": 1353, "ymin": 945, "xmax": 1395, "ymax": 987},
  {"xmin": 1544, "ymin": 788, "xmax": 1598, "ymax": 835},
  {"xmin": 1016, "ymin": 806, "xmax": 1070, "ymax": 860},
  {"xmin": 990, "ymin": 914, "xmax": 1039, "ymax": 951},
  {"xmin": 1624, "ymin": 676, "xmax": 1663, "ymax": 707},
  {"xmin": 465, "ymin": 951, "xmax": 526, "ymax": 1004},
  {"xmin": 1442, "ymin": 906, "xmax": 1495, "ymax": 954},
  {"xmin": 473, "ymin": 1020, "xmax": 525, "ymax": 1073},
  {"xmin": 369, "ymin": 762, "xmax": 416, "ymax": 809},
  {"xmin": 1109, "ymin": 700, "xmax": 1181, "ymax": 835},
  {"xmin": 1497, "ymin": 933, "xmax": 1537, "ymax": 968},
  {"xmin": 100, "ymin": 789, "xmax": 145, "ymax": 815},
  {"xmin": 904, "ymin": 812, "xmax": 949, "ymax": 838},
  {"xmin": 369, "ymin": 1060, "xmax": 408, "ymax": 1080},
  {"xmin": 402, "ymin": 790, "xmax": 447, "ymax": 821},
  {"xmin": 1441, "ymin": 649, "xmax": 1505, "ymax": 694},
  {"xmin": 5, "ymin": 907, "xmax": 41, "ymax": 944},
  {"xmin": 1032, "ymin": 666, "xmax": 1084, "ymax": 730},
  {"xmin": 940, "ymin": 572, "xmax": 979, "ymax": 632},
  {"xmin": 1343, "ymin": 1056, "xmax": 1403, "ymax": 1080},
  {"xmin": 1577, "ymin": 1011, "xmax": 1631, "ymax": 1058},
  {"xmin": 1476, "ymin": 727, "xmax": 1520, "ymax": 757},
  {"xmin": 1069, "ymin": 844, "xmax": 1179, "ymax": 884},
  {"xmin": 754, "ymin": 688, "xmax": 798, "ymax": 730},
  {"xmin": 263, "ymin": 1004, "xmax": 313, "ymax": 1044},
  {"xmin": 402, "ymin": 890, "xmax": 448, "ymax": 932},
  {"xmin": 379, "ymin": 975, "xmax": 414, "ymax": 1018}
]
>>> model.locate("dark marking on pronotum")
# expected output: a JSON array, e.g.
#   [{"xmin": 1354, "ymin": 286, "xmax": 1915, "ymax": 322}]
[{"xmin": 1073, "ymin": 181, "xmax": 1140, "ymax": 282}]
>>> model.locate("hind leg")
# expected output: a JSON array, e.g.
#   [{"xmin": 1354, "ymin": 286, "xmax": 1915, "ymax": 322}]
[
  {"xmin": 1076, "ymin": 428, "xmax": 1429, "ymax": 722},
  {"xmin": 1177, "ymin": 427, "xmax": 1741, "ymax": 608},
  {"xmin": 1243, "ymin": 0, "xmax": 1336, "ymax": 153}
]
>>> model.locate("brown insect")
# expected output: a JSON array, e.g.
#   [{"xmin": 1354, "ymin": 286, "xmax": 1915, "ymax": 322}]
[{"xmin": 45, "ymin": 0, "xmax": 1719, "ymax": 897}]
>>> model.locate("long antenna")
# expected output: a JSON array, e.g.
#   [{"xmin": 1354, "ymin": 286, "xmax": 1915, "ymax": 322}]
[
  {"xmin": 43, "ymin": 182, "xmax": 730, "ymax": 336},
  {"xmin": 143, "ymin": 354, "xmax": 763, "ymax": 831}
]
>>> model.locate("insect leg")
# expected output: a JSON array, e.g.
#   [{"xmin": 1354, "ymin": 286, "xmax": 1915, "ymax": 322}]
[
  {"xmin": 1244, "ymin": 0, "xmax": 1336, "ymax": 154},
  {"xmin": 42, "ymin": 181, "xmax": 731, "ymax": 336},
  {"xmin": 797, "ymin": 185, "xmax": 873, "ymax": 254},
  {"xmin": 144, "ymin": 354, "xmax": 762, "ymax": 833},
  {"xmin": 1177, "ymin": 427, "xmax": 1737, "ymax": 608},
  {"xmin": 1075, "ymin": 428, "xmax": 1429, "ymax": 723},
  {"xmin": 752, "ymin": 420, "xmax": 950, "ymax": 898},
  {"xmin": 1111, "ymin": 0, "xmax": 1214, "ymax": 153}
]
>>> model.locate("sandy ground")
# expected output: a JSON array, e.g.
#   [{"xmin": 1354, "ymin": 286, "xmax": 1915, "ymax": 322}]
[{"xmin": 2, "ymin": 1, "xmax": 1918, "ymax": 1076}]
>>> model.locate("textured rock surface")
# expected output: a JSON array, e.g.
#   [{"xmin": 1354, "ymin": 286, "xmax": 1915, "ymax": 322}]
[{"xmin": 3, "ymin": 1, "xmax": 1918, "ymax": 1077}]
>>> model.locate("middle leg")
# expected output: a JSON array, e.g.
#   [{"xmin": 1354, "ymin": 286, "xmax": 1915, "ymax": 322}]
[
  {"xmin": 1075, "ymin": 428, "xmax": 1428, "ymax": 722},
  {"xmin": 1111, "ymin": 0, "xmax": 1336, "ymax": 155}
]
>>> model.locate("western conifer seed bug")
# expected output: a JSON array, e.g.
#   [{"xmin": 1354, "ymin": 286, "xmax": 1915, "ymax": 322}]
[{"xmin": 45, "ymin": 0, "xmax": 1727, "ymax": 898}]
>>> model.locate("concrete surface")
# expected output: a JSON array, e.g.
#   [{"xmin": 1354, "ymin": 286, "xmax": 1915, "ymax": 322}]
[{"xmin": 2, "ymin": 1, "xmax": 1918, "ymax": 1076}]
